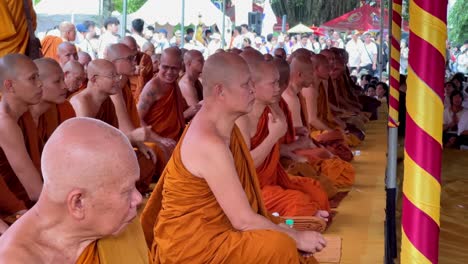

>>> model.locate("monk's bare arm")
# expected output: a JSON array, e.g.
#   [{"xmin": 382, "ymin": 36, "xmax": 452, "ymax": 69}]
[
  {"xmin": 137, "ymin": 80, "xmax": 159, "ymax": 127},
  {"xmin": 0, "ymin": 121, "xmax": 42, "ymax": 201},
  {"xmin": 70, "ymin": 96, "xmax": 91, "ymax": 117},
  {"xmin": 110, "ymin": 89, "xmax": 138, "ymax": 134},
  {"xmin": 302, "ymin": 88, "xmax": 332, "ymax": 131},
  {"xmin": 185, "ymin": 138, "xmax": 300, "ymax": 240},
  {"xmin": 179, "ymin": 78, "xmax": 200, "ymax": 107}
]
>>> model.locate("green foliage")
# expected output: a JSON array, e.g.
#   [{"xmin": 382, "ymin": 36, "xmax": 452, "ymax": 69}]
[
  {"xmin": 112, "ymin": 0, "xmax": 147, "ymax": 13},
  {"xmin": 448, "ymin": 0, "xmax": 468, "ymax": 45}
]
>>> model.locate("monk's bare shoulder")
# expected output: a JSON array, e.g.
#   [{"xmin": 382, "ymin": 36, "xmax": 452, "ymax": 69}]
[
  {"xmin": 0, "ymin": 231, "xmax": 38, "ymax": 263},
  {"xmin": 0, "ymin": 115, "xmax": 23, "ymax": 146},
  {"xmin": 138, "ymin": 78, "xmax": 162, "ymax": 112},
  {"xmin": 70, "ymin": 93, "xmax": 91, "ymax": 117}
]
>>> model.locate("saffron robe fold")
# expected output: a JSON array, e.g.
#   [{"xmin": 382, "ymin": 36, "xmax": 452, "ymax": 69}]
[
  {"xmin": 0, "ymin": 0, "xmax": 36, "ymax": 56},
  {"xmin": 141, "ymin": 125, "xmax": 316, "ymax": 264},
  {"xmin": 142, "ymin": 84, "xmax": 185, "ymax": 141},
  {"xmin": 251, "ymin": 107, "xmax": 330, "ymax": 217},
  {"xmin": 0, "ymin": 176, "xmax": 26, "ymax": 216},
  {"xmin": 40, "ymin": 35, "xmax": 62, "ymax": 61},
  {"xmin": 130, "ymin": 52, "xmax": 154, "ymax": 102},
  {"xmin": 76, "ymin": 218, "xmax": 151, "ymax": 264},
  {"xmin": 1, "ymin": 112, "xmax": 41, "ymax": 206},
  {"xmin": 279, "ymin": 98, "xmax": 355, "ymax": 190}
]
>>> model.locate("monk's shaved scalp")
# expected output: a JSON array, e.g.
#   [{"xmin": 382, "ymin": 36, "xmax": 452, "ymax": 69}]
[
  {"xmin": 0, "ymin": 54, "xmax": 37, "ymax": 90},
  {"xmin": 229, "ymin": 48, "xmax": 242, "ymax": 55},
  {"xmin": 105, "ymin": 43, "xmax": 133, "ymax": 61},
  {"xmin": 41, "ymin": 117, "xmax": 138, "ymax": 202},
  {"xmin": 77, "ymin": 51, "xmax": 92, "ymax": 64},
  {"xmin": 161, "ymin": 47, "xmax": 182, "ymax": 64},
  {"xmin": 142, "ymin": 42, "xmax": 154, "ymax": 52},
  {"xmin": 34, "ymin": 58, "xmax": 63, "ymax": 79},
  {"xmin": 87, "ymin": 59, "xmax": 115, "ymax": 79},
  {"xmin": 239, "ymin": 48, "xmax": 264, "ymax": 66},
  {"xmin": 59, "ymin": 21, "xmax": 75, "ymax": 34},
  {"xmin": 62, "ymin": 60, "xmax": 84, "ymax": 74},
  {"xmin": 290, "ymin": 54, "xmax": 314, "ymax": 74},
  {"xmin": 273, "ymin": 58, "xmax": 290, "ymax": 88},
  {"xmin": 120, "ymin": 36, "xmax": 138, "ymax": 52},
  {"xmin": 57, "ymin": 42, "xmax": 76, "ymax": 54},
  {"xmin": 201, "ymin": 52, "xmax": 248, "ymax": 97},
  {"xmin": 311, "ymin": 54, "xmax": 329, "ymax": 68},
  {"xmin": 183, "ymin": 50, "xmax": 203, "ymax": 65}
]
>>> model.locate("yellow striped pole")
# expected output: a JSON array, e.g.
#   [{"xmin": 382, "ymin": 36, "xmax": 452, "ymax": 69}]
[
  {"xmin": 388, "ymin": 0, "xmax": 402, "ymax": 127},
  {"xmin": 401, "ymin": 0, "xmax": 447, "ymax": 263}
]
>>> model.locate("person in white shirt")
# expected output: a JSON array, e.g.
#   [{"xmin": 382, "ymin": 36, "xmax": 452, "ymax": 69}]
[
  {"xmin": 155, "ymin": 29, "xmax": 170, "ymax": 54},
  {"xmin": 443, "ymin": 90, "xmax": 467, "ymax": 148},
  {"xmin": 346, "ymin": 30, "xmax": 364, "ymax": 71},
  {"xmin": 76, "ymin": 22, "xmax": 97, "ymax": 59},
  {"xmin": 131, "ymin": 18, "xmax": 150, "ymax": 51},
  {"xmin": 332, "ymin": 31, "xmax": 345, "ymax": 48},
  {"xmin": 97, "ymin": 17, "xmax": 120, "ymax": 58},
  {"xmin": 291, "ymin": 34, "xmax": 309, "ymax": 52},
  {"xmin": 240, "ymin": 24, "xmax": 255, "ymax": 45},
  {"xmin": 443, "ymin": 81, "xmax": 456, "ymax": 108},
  {"xmin": 359, "ymin": 33, "xmax": 378, "ymax": 76},
  {"xmin": 253, "ymin": 37, "xmax": 268, "ymax": 54},
  {"xmin": 400, "ymin": 41, "xmax": 409, "ymax": 75},
  {"xmin": 206, "ymin": 33, "xmax": 222, "ymax": 57}
]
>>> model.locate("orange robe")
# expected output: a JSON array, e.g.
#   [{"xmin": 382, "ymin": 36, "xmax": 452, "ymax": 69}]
[
  {"xmin": 141, "ymin": 125, "xmax": 316, "ymax": 264},
  {"xmin": 0, "ymin": 176, "xmax": 26, "ymax": 216},
  {"xmin": 142, "ymin": 85, "xmax": 185, "ymax": 141},
  {"xmin": 40, "ymin": 35, "xmax": 62, "ymax": 61},
  {"xmin": 1, "ymin": 112, "xmax": 41, "ymax": 206},
  {"xmin": 0, "ymin": 0, "xmax": 36, "ymax": 56},
  {"xmin": 76, "ymin": 218, "xmax": 151, "ymax": 264},
  {"xmin": 95, "ymin": 97, "xmax": 155, "ymax": 193},
  {"xmin": 122, "ymin": 81, "xmax": 141, "ymax": 128},
  {"xmin": 279, "ymin": 98, "xmax": 355, "ymax": 189},
  {"xmin": 310, "ymin": 83, "xmax": 354, "ymax": 162},
  {"xmin": 251, "ymin": 107, "xmax": 329, "ymax": 217},
  {"xmin": 36, "ymin": 102, "xmax": 76, "ymax": 152},
  {"xmin": 130, "ymin": 52, "xmax": 154, "ymax": 102}
]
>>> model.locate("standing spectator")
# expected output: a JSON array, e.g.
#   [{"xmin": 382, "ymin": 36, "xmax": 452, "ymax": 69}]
[
  {"xmin": 309, "ymin": 35, "xmax": 321, "ymax": 54},
  {"xmin": 457, "ymin": 41, "xmax": 468, "ymax": 74},
  {"xmin": 400, "ymin": 41, "xmax": 409, "ymax": 75},
  {"xmin": 97, "ymin": 17, "xmax": 120, "ymax": 58},
  {"xmin": 240, "ymin": 24, "xmax": 255, "ymax": 44},
  {"xmin": 359, "ymin": 33, "xmax": 378, "ymax": 76},
  {"xmin": 332, "ymin": 31, "xmax": 344, "ymax": 48},
  {"xmin": 346, "ymin": 30, "xmax": 363, "ymax": 72},
  {"xmin": 206, "ymin": 33, "xmax": 222, "ymax": 57},
  {"xmin": 76, "ymin": 21, "xmax": 97, "ymax": 59},
  {"xmin": 231, "ymin": 27, "xmax": 243, "ymax": 49},
  {"xmin": 131, "ymin": 18, "xmax": 149, "ymax": 50},
  {"xmin": 155, "ymin": 29, "xmax": 170, "ymax": 53}
]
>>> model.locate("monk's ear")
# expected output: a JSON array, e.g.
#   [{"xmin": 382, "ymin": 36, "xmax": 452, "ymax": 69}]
[
  {"xmin": 3, "ymin": 79, "xmax": 14, "ymax": 92},
  {"xmin": 67, "ymin": 189, "xmax": 86, "ymax": 220},
  {"xmin": 214, "ymin": 83, "xmax": 224, "ymax": 97}
]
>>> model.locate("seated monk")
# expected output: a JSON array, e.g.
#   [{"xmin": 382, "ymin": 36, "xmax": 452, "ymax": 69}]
[
  {"xmin": 142, "ymin": 41, "xmax": 155, "ymax": 57},
  {"xmin": 0, "ymin": 118, "xmax": 150, "ymax": 263},
  {"xmin": 0, "ymin": 54, "xmax": 43, "ymax": 204},
  {"xmin": 77, "ymin": 51, "xmax": 92, "ymax": 72},
  {"xmin": 1, "ymin": 176, "xmax": 27, "ymax": 234},
  {"xmin": 30, "ymin": 58, "xmax": 76, "ymax": 152},
  {"xmin": 274, "ymin": 47, "xmax": 287, "ymax": 60},
  {"xmin": 150, "ymin": 54, "xmax": 160, "ymax": 76},
  {"xmin": 105, "ymin": 43, "xmax": 174, "ymax": 178},
  {"xmin": 120, "ymin": 36, "xmax": 153, "ymax": 102},
  {"xmin": 70, "ymin": 59, "xmax": 157, "ymax": 193},
  {"xmin": 301, "ymin": 54, "xmax": 354, "ymax": 162},
  {"xmin": 279, "ymin": 56, "xmax": 355, "ymax": 190},
  {"xmin": 138, "ymin": 47, "xmax": 199, "ymax": 142},
  {"xmin": 178, "ymin": 50, "xmax": 204, "ymax": 107},
  {"xmin": 141, "ymin": 52, "xmax": 326, "ymax": 263},
  {"xmin": 56, "ymin": 42, "xmax": 78, "ymax": 67},
  {"xmin": 235, "ymin": 54, "xmax": 330, "ymax": 219},
  {"xmin": 62, "ymin": 60, "xmax": 85, "ymax": 98},
  {"xmin": 41, "ymin": 21, "xmax": 76, "ymax": 61}
]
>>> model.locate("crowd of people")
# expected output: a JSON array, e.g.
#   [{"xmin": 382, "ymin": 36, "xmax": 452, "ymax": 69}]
[{"xmin": 0, "ymin": 6, "xmax": 464, "ymax": 263}]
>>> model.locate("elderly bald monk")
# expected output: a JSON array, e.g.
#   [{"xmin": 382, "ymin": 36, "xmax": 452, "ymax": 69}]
[
  {"xmin": 77, "ymin": 51, "xmax": 92, "ymax": 73},
  {"xmin": 30, "ymin": 58, "xmax": 76, "ymax": 151},
  {"xmin": 178, "ymin": 49, "xmax": 204, "ymax": 107},
  {"xmin": 141, "ymin": 52, "xmax": 325, "ymax": 264},
  {"xmin": 138, "ymin": 47, "xmax": 194, "ymax": 143},
  {"xmin": 142, "ymin": 42, "xmax": 155, "ymax": 57},
  {"xmin": 56, "ymin": 42, "xmax": 78, "ymax": 67},
  {"xmin": 120, "ymin": 36, "xmax": 153, "ymax": 102},
  {"xmin": 0, "ymin": 54, "xmax": 43, "ymax": 204},
  {"xmin": 41, "ymin": 22, "xmax": 76, "ymax": 61},
  {"xmin": 62, "ymin": 60, "xmax": 85, "ymax": 97},
  {"xmin": 0, "ymin": 118, "xmax": 150, "ymax": 263},
  {"xmin": 301, "ymin": 54, "xmax": 354, "ymax": 162},
  {"xmin": 235, "ymin": 54, "xmax": 330, "ymax": 219},
  {"xmin": 70, "ymin": 59, "xmax": 157, "ymax": 192},
  {"xmin": 280, "ymin": 55, "xmax": 355, "ymax": 189},
  {"xmin": 0, "ymin": 0, "xmax": 37, "ymax": 56}
]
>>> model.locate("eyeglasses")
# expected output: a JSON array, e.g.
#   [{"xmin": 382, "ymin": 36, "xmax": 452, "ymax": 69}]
[
  {"xmin": 113, "ymin": 55, "xmax": 137, "ymax": 63},
  {"xmin": 93, "ymin": 74, "xmax": 122, "ymax": 81}
]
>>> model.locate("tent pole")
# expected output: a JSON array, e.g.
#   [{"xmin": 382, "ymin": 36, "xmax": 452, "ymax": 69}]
[
  {"xmin": 378, "ymin": 0, "xmax": 384, "ymax": 80},
  {"xmin": 121, "ymin": 0, "xmax": 128, "ymax": 38},
  {"xmin": 181, "ymin": 0, "xmax": 185, "ymax": 48},
  {"xmin": 221, "ymin": 0, "xmax": 226, "ymax": 49}
]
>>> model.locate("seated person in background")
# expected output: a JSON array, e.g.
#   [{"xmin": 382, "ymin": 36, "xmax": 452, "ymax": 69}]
[
  {"xmin": 0, "ymin": 118, "xmax": 149, "ymax": 263},
  {"xmin": 365, "ymin": 84, "xmax": 377, "ymax": 98},
  {"xmin": 443, "ymin": 90, "xmax": 466, "ymax": 148},
  {"xmin": 376, "ymin": 82, "xmax": 389, "ymax": 103},
  {"xmin": 443, "ymin": 81, "xmax": 455, "ymax": 109},
  {"xmin": 141, "ymin": 52, "xmax": 325, "ymax": 264}
]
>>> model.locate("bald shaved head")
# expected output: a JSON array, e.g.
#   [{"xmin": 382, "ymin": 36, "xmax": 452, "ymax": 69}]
[
  {"xmin": 142, "ymin": 42, "xmax": 155, "ymax": 56},
  {"xmin": 106, "ymin": 43, "xmax": 136, "ymax": 76},
  {"xmin": 77, "ymin": 52, "xmax": 92, "ymax": 69},
  {"xmin": 87, "ymin": 59, "xmax": 120, "ymax": 94},
  {"xmin": 289, "ymin": 54, "xmax": 315, "ymax": 88},
  {"xmin": 120, "ymin": 36, "xmax": 138, "ymax": 53},
  {"xmin": 62, "ymin": 61, "xmax": 85, "ymax": 93},
  {"xmin": 249, "ymin": 61, "xmax": 281, "ymax": 104},
  {"xmin": 183, "ymin": 50, "xmax": 203, "ymax": 65},
  {"xmin": 311, "ymin": 54, "xmax": 331, "ymax": 80},
  {"xmin": 0, "ymin": 54, "xmax": 42, "ymax": 103},
  {"xmin": 158, "ymin": 47, "xmax": 182, "ymax": 84},
  {"xmin": 59, "ymin": 21, "xmax": 76, "ymax": 42},
  {"xmin": 183, "ymin": 50, "xmax": 204, "ymax": 79},
  {"xmin": 41, "ymin": 117, "xmax": 141, "ymax": 235},
  {"xmin": 34, "ymin": 58, "xmax": 68, "ymax": 103},
  {"xmin": 273, "ymin": 58, "xmax": 290, "ymax": 91},
  {"xmin": 239, "ymin": 48, "xmax": 264, "ymax": 66},
  {"xmin": 229, "ymin": 48, "xmax": 242, "ymax": 55},
  {"xmin": 57, "ymin": 42, "xmax": 77, "ymax": 66},
  {"xmin": 274, "ymin": 48, "xmax": 286, "ymax": 60}
]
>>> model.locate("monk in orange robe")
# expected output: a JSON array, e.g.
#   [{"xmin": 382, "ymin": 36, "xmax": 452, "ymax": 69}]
[
  {"xmin": 61, "ymin": 60, "xmax": 85, "ymax": 98},
  {"xmin": 141, "ymin": 52, "xmax": 325, "ymax": 264},
  {"xmin": 235, "ymin": 55, "xmax": 330, "ymax": 220},
  {"xmin": 138, "ymin": 47, "xmax": 199, "ymax": 142},
  {"xmin": 0, "ymin": 0, "xmax": 36, "ymax": 57},
  {"xmin": 0, "ymin": 54, "xmax": 43, "ymax": 205},
  {"xmin": 70, "ymin": 59, "xmax": 157, "ymax": 193},
  {"xmin": 41, "ymin": 22, "xmax": 76, "ymax": 61},
  {"xmin": 0, "ymin": 118, "xmax": 150, "ymax": 264},
  {"xmin": 120, "ymin": 36, "xmax": 154, "ymax": 102},
  {"xmin": 178, "ymin": 50, "xmax": 204, "ymax": 107}
]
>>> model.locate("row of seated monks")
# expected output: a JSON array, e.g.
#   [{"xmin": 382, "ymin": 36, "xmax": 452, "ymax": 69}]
[{"xmin": 0, "ymin": 34, "xmax": 375, "ymax": 263}]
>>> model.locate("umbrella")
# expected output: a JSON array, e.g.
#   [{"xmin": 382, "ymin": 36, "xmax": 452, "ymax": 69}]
[{"xmin": 287, "ymin": 23, "xmax": 313, "ymax": 34}]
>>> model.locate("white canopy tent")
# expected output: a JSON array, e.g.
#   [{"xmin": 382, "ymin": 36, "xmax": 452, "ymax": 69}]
[
  {"xmin": 261, "ymin": 0, "xmax": 277, "ymax": 36},
  {"xmin": 34, "ymin": 0, "xmax": 101, "ymax": 22}
]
